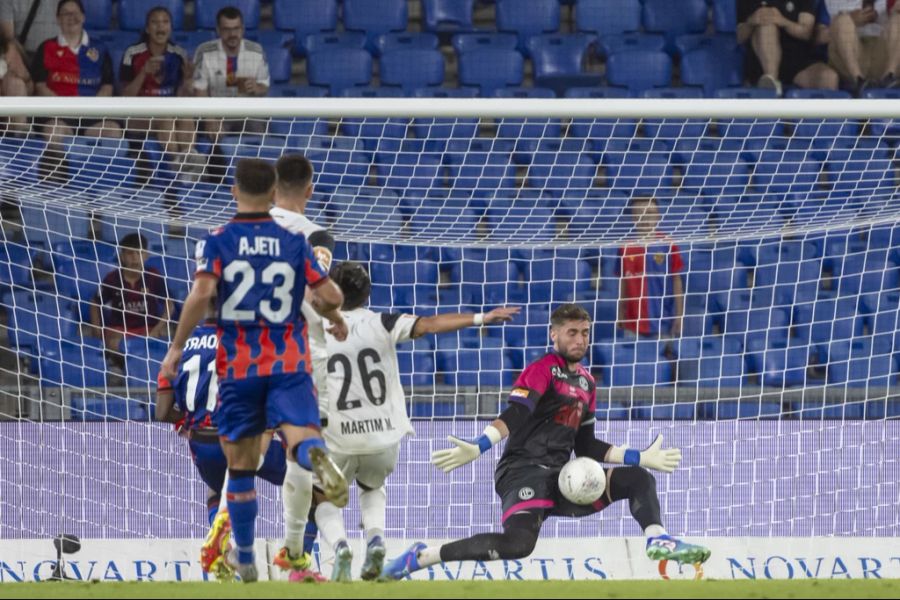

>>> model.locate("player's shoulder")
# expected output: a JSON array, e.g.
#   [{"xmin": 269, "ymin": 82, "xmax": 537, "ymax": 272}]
[
  {"xmin": 194, "ymin": 40, "xmax": 220, "ymax": 58},
  {"xmin": 122, "ymin": 42, "xmax": 148, "ymax": 61},
  {"xmin": 242, "ymin": 39, "xmax": 265, "ymax": 54},
  {"xmin": 525, "ymin": 351, "xmax": 563, "ymax": 373},
  {"xmin": 167, "ymin": 43, "xmax": 189, "ymax": 60}
]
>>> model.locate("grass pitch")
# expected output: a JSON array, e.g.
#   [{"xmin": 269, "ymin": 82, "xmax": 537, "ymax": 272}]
[{"xmin": 0, "ymin": 579, "xmax": 897, "ymax": 599}]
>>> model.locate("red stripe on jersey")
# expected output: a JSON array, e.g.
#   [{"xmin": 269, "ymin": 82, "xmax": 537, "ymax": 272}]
[
  {"xmin": 213, "ymin": 257, "xmax": 222, "ymax": 278},
  {"xmin": 256, "ymin": 326, "xmax": 276, "ymax": 377},
  {"xmin": 306, "ymin": 261, "xmax": 327, "ymax": 288},
  {"xmin": 216, "ymin": 326, "xmax": 227, "ymax": 377},
  {"xmin": 230, "ymin": 324, "xmax": 253, "ymax": 379},
  {"xmin": 281, "ymin": 322, "xmax": 303, "ymax": 374}
]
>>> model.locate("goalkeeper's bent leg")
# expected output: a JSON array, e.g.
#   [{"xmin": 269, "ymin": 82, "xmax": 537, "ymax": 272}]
[
  {"xmin": 607, "ymin": 466, "xmax": 664, "ymax": 531},
  {"xmin": 437, "ymin": 512, "xmax": 542, "ymax": 564}
]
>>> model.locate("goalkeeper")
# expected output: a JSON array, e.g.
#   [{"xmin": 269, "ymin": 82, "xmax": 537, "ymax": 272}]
[{"xmin": 382, "ymin": 303, "xmax": 710, "ymax": 580}]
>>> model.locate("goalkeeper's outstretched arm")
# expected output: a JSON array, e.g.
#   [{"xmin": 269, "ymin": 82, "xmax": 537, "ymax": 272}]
[{"xmin": 431, "ymin": 401, "xmax": 532, "ymax": 473}]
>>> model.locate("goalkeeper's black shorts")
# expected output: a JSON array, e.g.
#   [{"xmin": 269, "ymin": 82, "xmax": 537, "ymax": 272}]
[{"xmin": 495, "ymin": 464, "xmax": 609, "ymax": 527}]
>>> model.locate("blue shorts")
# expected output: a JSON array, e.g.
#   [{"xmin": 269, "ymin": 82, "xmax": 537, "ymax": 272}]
[
  {"xmin": 215, "ymin": 371, "xmax": 320, "ymax": 442},
  {"xmin": 189, "ymin": 437, "xmax": 287, "ymax": 492}
]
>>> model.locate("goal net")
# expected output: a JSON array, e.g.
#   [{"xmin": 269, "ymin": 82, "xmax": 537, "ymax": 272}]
[{"xmin": 0, "ymin": 97, "xmax": 897, "ymax": 580}]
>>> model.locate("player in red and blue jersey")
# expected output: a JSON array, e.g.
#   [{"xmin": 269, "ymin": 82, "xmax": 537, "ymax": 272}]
[
  {"xmin": 120, "ymin": 7, "xmax": 190, "ymax": 98},
  {"xmin": 155, "ymin": 309, "xmax": 288, "ymax": 579},
  {"xmin": 160, "ymin": 159, "xmax": 350, "ymax": 583},
  {"xmin": 617, "ymin": 196, "xmax": 685, "ymax": 340},
  {"xmin": 382, "ymin": 304, "xmax": 710, "ymax": 580}
]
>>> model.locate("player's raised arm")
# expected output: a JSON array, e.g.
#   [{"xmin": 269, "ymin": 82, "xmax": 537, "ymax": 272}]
[{"xmin": 410, "ymin": 306, "xmax": 520, "ymax": 339}]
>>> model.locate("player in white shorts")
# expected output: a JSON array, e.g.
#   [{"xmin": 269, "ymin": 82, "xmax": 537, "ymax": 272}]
[{"xmin": 314, "ymin": 261, "xmax": 520, "ymax": 581}]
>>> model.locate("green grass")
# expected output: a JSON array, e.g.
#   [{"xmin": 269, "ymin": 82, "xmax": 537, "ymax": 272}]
[{"xmin": 0, "ymin": 579, "xmax": 897, "ymax": 599}]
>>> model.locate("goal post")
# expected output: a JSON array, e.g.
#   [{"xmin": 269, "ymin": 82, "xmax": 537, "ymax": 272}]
[{"xmin": 0, "ymin": 97, "xmax": 898, "ymax": 581}]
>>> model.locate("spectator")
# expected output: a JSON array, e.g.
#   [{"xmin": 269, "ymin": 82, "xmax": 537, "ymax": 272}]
[
  {"xmin": 89, "ymin": 233, "xmax": 173, "ymax": 363},
  {"xmin": 818, "ymin": 0, "xmax": 900, "ymax": 94},
  {"xmin": 32, "ymin": 0, "xmax": 122, "ymax": 177},
  {"xmin": 738, "ymin": 0, "xmax": 839, "ymax": 96},
  {"xmin": 1, "ymin": 0, "xmax": 60, "ymax": 57},
  {"xmin": 617, "ymin": 197, "xmax": 685, "ymax": 344},
  {"xmin": 0, "ymin": 35, "xmax": 33, "ymax": 97},
  {"xmin": 193, "ymin": 6, "xmax": 269, "ymax": 147},
  {"xmin": 121, "ymin": 6, "xmax": 202, "ymax": 180}
]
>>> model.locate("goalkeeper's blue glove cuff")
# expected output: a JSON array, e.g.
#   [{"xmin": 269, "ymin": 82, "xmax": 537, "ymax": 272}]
[
  {"xmin": 624, "ymin": 448, "xmax": 641, "ymax": 466},
  {"xmin": 476, "ymin": 435, "xmax": 493, "ymax": 454}
]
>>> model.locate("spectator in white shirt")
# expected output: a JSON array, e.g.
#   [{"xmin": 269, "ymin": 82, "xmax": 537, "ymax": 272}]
[{"xmin": 820, "ymin": 0, "xmax": 900, "ymax": 92}]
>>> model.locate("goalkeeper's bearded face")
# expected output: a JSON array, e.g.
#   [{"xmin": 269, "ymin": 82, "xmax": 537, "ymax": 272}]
[{"xmin": 550, "ymin": 319, "xmax": 591, "ymax": 364}]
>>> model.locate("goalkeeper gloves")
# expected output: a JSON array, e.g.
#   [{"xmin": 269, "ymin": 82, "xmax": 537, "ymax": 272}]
[
  {"xmin": 607, "ymin": 434, "xmax": 682, "ymax": 473},
  {"xmin": 431, "ymin": 425, "xmax": 503, "ymax": 473}
]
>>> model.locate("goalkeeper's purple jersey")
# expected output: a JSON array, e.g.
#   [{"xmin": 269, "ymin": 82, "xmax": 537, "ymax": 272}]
[
  {"xmin": 195, "ymin": 212, "xmax": 329, "ymax": 381},
  {"xmin": 497, "ymin": 352, "xmax": 597, "ymax": 478}
]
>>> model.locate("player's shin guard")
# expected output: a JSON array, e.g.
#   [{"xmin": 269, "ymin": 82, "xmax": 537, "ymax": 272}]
[
  {"xmin": 226, "ymin": 469, "xmax": 258, "ymax": 565},
  {"xmin": 608, "ymin": 466, "xmax": 663, "ymax": 530},
  {"xmin": 303, "ymin": 518, "xmax": 318, "ymax": 555},
  {"xmin": 359, "ymin": 486, "xmax": 386, "ymax": 543},
  {"xmin": 282, "ymin": 461, "xmax": 313, "ymax": 557}
]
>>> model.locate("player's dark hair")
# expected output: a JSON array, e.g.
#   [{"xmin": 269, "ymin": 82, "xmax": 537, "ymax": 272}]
[
  {"xmin": 275, "ymin": 154, "xmax": 314, "ymax": 192},
  {"xmin": 234, "ymin": 158, "xmax": 276, "ymax": 196},
  {"xmin": 330, "ymin": 261, "xmax": 371, "ymax": 311},
  {"xmin": 141, "ymin": 6, "xmax": 174, "ymax": 44},
  {"xmin": 120, "ymin": 233, "xmax": 148, "ymax": 251},
  {"xmin": 216, "ymin": 6, "xmax": 244, "ymax": 25},
  {"xmin": 550, "ymin": 303, "xmax": 591, "ymax": 328},
  {"xmin": 57, "ymin": 0, "xmax": 85, "ymax": 16}
]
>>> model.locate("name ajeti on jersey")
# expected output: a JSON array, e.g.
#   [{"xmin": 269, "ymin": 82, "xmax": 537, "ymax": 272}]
[
  {"xmin": 497, "ymin": 352, "xmax": 596, "ymax": 478},
  {"xmin": 322, "ymin": 308, "xmax": 418, "ymax": 454}
]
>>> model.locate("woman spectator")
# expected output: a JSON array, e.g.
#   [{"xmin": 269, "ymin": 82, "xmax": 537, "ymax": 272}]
[
  {"xmin": 120, "ymin": 6, "xmax": 202, "ymax": 179},
  {"xmin": 0, "ymin": 35, "xmax": 32, "ymax": 96}
]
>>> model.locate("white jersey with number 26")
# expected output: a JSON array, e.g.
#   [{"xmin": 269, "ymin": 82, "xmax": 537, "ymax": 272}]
[{"xmin": 323, "ymin": 307, "xmax": 418, "ymax": 454}]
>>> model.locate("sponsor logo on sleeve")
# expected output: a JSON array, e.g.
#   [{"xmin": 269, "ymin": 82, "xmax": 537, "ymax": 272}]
[{"xmin": 510, "ymin": 388, "xmax": 530, "ymax": 399}]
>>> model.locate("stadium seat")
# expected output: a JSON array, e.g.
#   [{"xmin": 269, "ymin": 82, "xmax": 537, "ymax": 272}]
[
  {"xmin": 343, "ymin": 0, "xmax": 409, "ymax": 50},
  {"xmin": 0, "ymin": 238, "xmax": 33, "ymax": 292},
  {"xmin": 304, "ymin": 32, "xmax": 368, "ymax": 55},
  {"xmin": 119, "ymin": 0, "xmax": 185, "ymax": 31},
  {"xmin": 264, "ymin": 44, "xmax": 293, "ymax": 83},
  {"xmin": 674, "ymin": 33, "xmax": 739, "ymax": 57},
  {"xmin": 375, "ymin": 152, "xmax": 443, "ymax": 193},
  {"xmin": 526, "ymin": 140, "xmax": 596, "ymax": 196},
  {"xmin": 605, "ymin": 51, "xmax": 672, "ymax": 95},
  {"xmin": 576, "ymin": 0, "xmax": 642, "ymax": 38},
  {"xmin": 122, "ymin": 336, "xmax": 168, "ymax": 388},
  {"xmin": 441, "ymin": 347, "xmax": 514, "ymax": 387},
  {"xmin": 642, "ymin": 0, "xmax": 708, "ymax": 52},
  {"xmin": 380, "ymin": 50, "xmax": 445, "ymax": 95},
  {"xmin": 82, "ymin": 0, "xmax": 112, "ymax": 29},
  {"xmin": 496, "ymin": 0, "xmax": 561, "ymax": 54},
  {"xmin": 195, "ymin": 0, "xmax": 260, "ymax": 29},
  {"xmin": 527, "ymin": 33, "xmax": 602, "ymax": 93},
  {"xmin": 376, "ymin": 33, "xmax": 440, "ymax": 54},
  {"xmin": 713, "ymin": 0, "xmax": 738, "ymax": 33},
  {"xmin": 681, "ymin": 47, "xmax": 744, "ymax": 96},
  {"xmin": 412, "ymin": 116, "xmax": 479, "ymax": 153},
  {"xmin": 496, "ymin": 116, "xmax": 562, "ymax": 164},
  {"xmin": 415, "ymin": 87, "xmax": 480, "ymax": 98},
  {"xmin": 66, "ymin": 137, "xmax": 136, "ymax": 191},
  {"xmin": 341, "ymin": 87, "xmax": 406, "ymax": 98},
  {"xmin": 273, "ymin": 0, "xmax": 337, "ymax": 55},
  {"xmin": 452, "ymin": 33, "xmax": 519, "ymax": 54},
  {"xmin": 397, "ymin": 338, "xmax": 436, "ymax": 387},
  {"xmin": 39, "ymin": 341, "xmax": 107, "ymax": 389},
  {"xmin": 458, "ymin": 49, "xmax": 524, "ymax": 95},
  {"xmin": 307, "ymin": 49, "xmax": 373, "ymax": 96},
  {"xmin": 564, "ymin": 87, "xmax": 633, "ymax": 99},
  {"xmin": 596, "ymin": 33, "xmax": 666, "ymax": 58},
  {"xmin": 422, "ymin": 0, "xmax": 476, "ymax": 34},
  {"xmin": 446, "ymin": 140, "xmax": 516, "ymax": 195}
]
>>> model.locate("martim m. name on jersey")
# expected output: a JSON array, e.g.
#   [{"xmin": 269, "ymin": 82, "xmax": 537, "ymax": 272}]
[{"xmin": 340, "ymin": 417, "xmax": 396, "ymax": 436}]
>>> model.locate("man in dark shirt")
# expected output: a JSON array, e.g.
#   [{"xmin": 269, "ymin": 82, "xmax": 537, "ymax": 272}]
[
  {"xmin": 90, "ymin": 233, "xmax": 172, "ymax": 359},
  {"xmin": 381, "ymin": 304, "xmax": 710, "ymax": 579},
  {"xmin": 738, "ymin": 0, "xmax": 839, "ymax": 95}
]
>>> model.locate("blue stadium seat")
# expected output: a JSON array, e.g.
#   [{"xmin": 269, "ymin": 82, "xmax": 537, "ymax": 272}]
[
  {"xmin": 442, "ymin": 347, "xmax": 514, "ymax": 387},
  {"xmin": 343, "ymin": 0, "xmax": 409, "ymax": 50},
  {"xmin": 642, "ymin": 0, "xmax": 708, "ymax": 52},
  {"xmin": 119, "ymin": 0, "xmax": 185, "ymax": 31},
  {"xmin": 422, "ymin": 0, "xmax": 476, "ymax": 34},
  {"xmin": 304, "ymin": 32, "xmax": 368, "ymax": 55},
  {"xmin": 375, "ymin": 152, "xmax": 443, "ymax": 193},
  {"xmin": 786, "ymin": 89, "xmax": 853, "ymax": 100},
  {"xmin": 339, "ymin": 118, "xmax": 406, "ymax": 160},
  {"xmin": 825, "ymin": 146, "xmax": 895, "ymax": 206},
  {"xmin": 66, "ymin": 137, "xmax": 136, "ymax": 192},
  {"xmin": 713, "ymin": 0, "xmax": 738, "ymax": 33},
  {"xmin": 273, "ymin": 0, "xmax": 337, "ymax": 55},
  {"xmin": 376, "ymin": 32, "xmax": 440, "ymax": 54},
  {"xmin": 528, "ymin": 33, "xmax": 602, "ymax": 93},
  {"xmin": 415, "ymin": 87, "xmax": 479, "ymax": 98},
  {"xmin": 605, "ymin": 51, "xmax": 671, "ymax": 95},
  {"xmin": 446, "ymin": 140, "xmax": 516, "ymax": 195},
  {"xmin": 862, "ymin": 89, "xmax": 900, "ymax": 143},
  {"xmin": 412, "ymin": 116, "xmax": 478, "ymax": 152},
  {"xmin": 195, "ymin": 0, "xmax": 260, "ymax": 29},
  {"xmin": 497, "ymin": 117, "xmax": 562, "ymax": 164},
  {"xmin": 452, "ymin": 33, "xmax": 519, "ymax": 54},
  {"xmin": 340, "ymin": 87, "xmax": 406, "ymax": 98},
  {"xmin": 674, "ymin": 33, "xmax": 739, "ymax": 57},
  {"xmin": 122, "ymin": 336, "xmax": 168, "ymax": 388},
  {"xmin": 526, "ymin": 140, "xmax": 595, "ymax": 196},
  {"xmin": 8, "ymin": 293, "xmax": 76, "ymax": 356},
  {"xmin": 564, "ymin": 87, "xmax": 633, "ymax": 99},
  {"xmin": 305, "ymin": 147, "xmax": 370, "ymax": 194},
  {"xmin": 307, "ymin": 49, "xmax": 373, "ymax": 95},
  {"xmin": 681, "ymin": 47, "xmax": 744, "ymax": 96},
  {"xmin": 716, "ymin": 87, "xmax": 778, "ymax": 99},
  {"xmin": 39, "ymin": 341, "xmax": 107, "ymax": 389},
  {"xmin": 82, "ymin": 0, "xmax": 112, "ymax": 29},
  {"xmin": 52, "ymin": 241, "xmax": 118, "ymax": 311},
  {"xmin": 263, "ymin": 44, "xmax": 293, "ymax": 83},
  {"xmin": 607, "ymin": 341, "xmax": 672, "ymax": 387},
  {"xmin": 496, "ymin": 0, "xmax": 561, "ymax": 54},
  {"xmin": 0, "ymin": 238, "xmax": 33, "ymax": 293},
  {"xmin": 458, "ymin": 49, "xmax": 524, "ymax": 95},
  {"xmin": 397, "ymin": 338, "xmax": 436, "ymax": 387},
  {"xmin": 380, "ymin": 49, "xmax": 445, "ymax": 94},
  {"xmin": 576, "ymin": 0, "xmax": 642, "ymax": 38},
  {"xmin": 597, "ymin": 33, "xmax": 666, "ymax": 58}
]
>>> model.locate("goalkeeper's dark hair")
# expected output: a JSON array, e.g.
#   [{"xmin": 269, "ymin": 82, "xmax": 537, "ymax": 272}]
[
  {"xmin": 330, "ymin": 261, "xmax": 371, "ymax": 311},
  {"xmin": 550, "ymin": 303, "xmax": 591, "ymax": 328},
  {"xmin": 275, "ymin": 154, "xmax": 314, "ymax": 193},
  {"xmin": 235, "ymin": 158, "xmax": 276, "ymax": 196}
]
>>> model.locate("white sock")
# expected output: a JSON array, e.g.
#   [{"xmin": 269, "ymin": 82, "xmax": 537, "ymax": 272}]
[
  {"xmin": 645, "ymin": 524, "xmax": 668, "ymax": 538},
  {"xmin": 359, "ymin": 487, "xmax": 387, "ymax": 543},
  {"xmin": 282, "ymin": 461, "xmax": 313, "ymax": 556},
  {"xmin": 314, "ymin": 501, "xmax": 348, "ymax": 551},
  {"xmin": 417, "ymin": 546, "xmax": 441, "ymax": 568},
  {"xmin": 218, "ymin": 471, "xmax": 230, "ymax": 514}
]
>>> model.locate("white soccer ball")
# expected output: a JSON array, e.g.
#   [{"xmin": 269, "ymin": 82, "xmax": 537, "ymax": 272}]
[{"xmin": 558, "ymin": 457, "xmax": 607, "ymax": 505}]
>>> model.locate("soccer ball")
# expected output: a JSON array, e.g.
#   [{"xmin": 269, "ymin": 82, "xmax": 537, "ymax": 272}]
[{"xmin": 558, "ymin": 457, "xmax": 607, "ymax": 505}]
